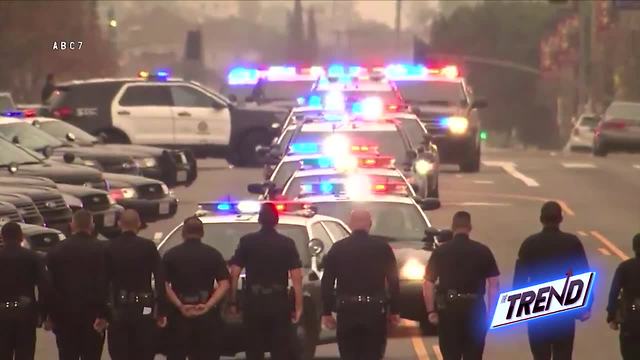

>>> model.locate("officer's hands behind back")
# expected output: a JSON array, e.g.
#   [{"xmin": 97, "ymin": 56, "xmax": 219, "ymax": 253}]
[{"xmin": 322, "ymin": 315, "xmax": 337, "ymax": 330}]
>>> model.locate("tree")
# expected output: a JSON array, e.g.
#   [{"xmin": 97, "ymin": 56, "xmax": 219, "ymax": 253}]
[
  {"xmin": 237, "ymin": 0, "xmax": 261, "ymax": 24},
  {"xmin": 287, "ymin": 0, "xmax": 305, "ymax": 64},
  {"xmin": 306, "ymin": 7, "xmax": 319, "ymax": 63}
]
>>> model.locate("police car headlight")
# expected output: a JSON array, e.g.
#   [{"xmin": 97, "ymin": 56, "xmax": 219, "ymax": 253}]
[
  {"xmin": 83, "ymin": 160, "xmax": 97, "ymax": 167},
  {"xmin": 58, "ymin": 233, "xmax": 66, "ymax": 241},
  {"xmin": 415, "ymin": 159, "xmax": 434, "ymax": 175},
  {"xmin": 444, "ymin": 116, "xmax": 469, "ymax": 135},
  {"xmin": 136, "ymin": 157, "xmax": 158, "ymax": 168},
  {"xmin": 21, "ymin": 239, "xmax": 31, "ymax": 249},
  {"xmin": 400, "ymin": 258, "xmax": 425, "ymax": 280},
  {"xmin": 109, "ymin": 187, "xmax": 137, "ymax": 200},
  {"xmin": 161, "ymin": 183, "xmax": 170, "ymax": 195},
  {"xmin": 107, "ymin": 195, "xmax": 116, "ymax": 205}
]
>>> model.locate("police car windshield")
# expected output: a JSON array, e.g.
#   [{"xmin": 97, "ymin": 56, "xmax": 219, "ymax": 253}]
[
  {"xmin": 38, "ymin": 121, "xmax": 98, "ymax": 145},
  {"xmin": 258, "ymin": 81, "xmax": 315, "ymax": 101},
  {"xmin": 282, "ymin": 130, "xmax": 407, "ymax": 162},
  {"xmin": 0, "ymin": 138, "xmax": 43, "ymax": 166},
  {"xmin": 0, "ymin": 96, "xmax": 15, "ymax": 112},
  {"xmin": 161, "ymin": 223, "xmax": 311, "ymax": 267},
  {"xmin": 312, "ymin": 201, "xmax": 428, "ymax": 243},
  {"xmin": 395, "ymin": 80, "xmax": 466, "ymax": 106},
  {"xmin": 272, "ymin": 160, "xmax": 302, "ymax": 188},
  {"xmin": 284, "ymin": 174, "xmax": 408, "ymax": 198},
  {"xmin": 0, "ymin": 122, "xmax": 65, "ymax": 151}
]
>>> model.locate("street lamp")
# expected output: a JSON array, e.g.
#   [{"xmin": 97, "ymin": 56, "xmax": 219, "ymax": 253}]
[{"xmin": 109, "ymin": 19, "xmax": 118, "ymax": 28}]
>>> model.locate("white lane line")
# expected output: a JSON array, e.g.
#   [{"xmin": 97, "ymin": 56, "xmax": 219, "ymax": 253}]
[
  {"xmin": 433, "ymin": 345, "xmax": 444, "ymax": 360},
  {"xmin": 591, "ymin": 231, "xmax": 630, "ymax": 261},
  {"xmin": 562, "ymin": 162, "xmax": 596, "ymax": 169},
  {"xmin": 153, "ymin": 232, "xmax": 163, "ymax": 242},
  {"xmin": 445, "ymin": 202, "xmax": 511, "ymax": 207},
  {"xmin": 483, "ymin": 161, "xmax": 540, "ymax": 187},
  {"xmin": 598, "ymin": 247, "xmax": 612, "ymax": 256},
  {"xmin": 473, "ymin": 180, "xmax": 494, "ymax": 184},
  {"xmin": 411, "ymin": 337, "xmax": 430, "ymax": 360},
  {"xmin": 577, "ymin": 231, "xmax": 588, "ymax": 237}
]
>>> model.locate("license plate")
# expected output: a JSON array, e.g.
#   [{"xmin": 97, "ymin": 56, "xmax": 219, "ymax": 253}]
[
  {"xmin": 103, "ymin": 212, "xmax": 116, "ymax": 227},
  {"xmin": 159, "ymin": 201, "xmax": 171, "ymax": 215},
  {"xmin": 177, "ymin": 170, "xmax": 188, "ymax": 182}
]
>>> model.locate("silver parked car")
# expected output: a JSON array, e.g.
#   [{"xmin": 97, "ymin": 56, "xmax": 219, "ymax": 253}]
[
  {"xmin": 567, "ymin": 113, "xmax": 599, "ymax": 151},
  {"xmin": 593, "ymin": 101, "xmax": 640, "ymax": 156}
]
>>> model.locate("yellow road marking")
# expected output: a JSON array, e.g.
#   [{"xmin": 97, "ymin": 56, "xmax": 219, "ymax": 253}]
[
  {"xmin": 433, "ymin": 344, "xmax": 444, "ymax": 360},
  {"xmin": 591, "ymin": 231, "xmax": 630, "ymax": 261},
  {"xmin": 411, "ymin": 336, "xmax": 430, "ymax": 360},
  {"xmin": 597, "ymin": 247, "xmax": 612, "ymax": 256},
  {"xmin": 453, "ymin": 191, "xmax": 575, "ymax": 216},
  {"xmin": 577, "ymin": 231, "xmax": 588, "ymax": 237}
]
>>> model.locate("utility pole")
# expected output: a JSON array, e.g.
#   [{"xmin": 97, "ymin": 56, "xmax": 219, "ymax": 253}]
[
  {"xmin": 577, "ymin": 0, "xmax": 591, "ymax": 113},
  {"xmin": 395, "ymin": 0, "xmax": 402, "ymax": 51}
]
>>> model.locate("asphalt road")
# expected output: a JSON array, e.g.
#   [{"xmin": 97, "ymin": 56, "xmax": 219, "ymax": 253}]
[{"xmin": 35, "ymin": 147, "xmax": 640, "ymax": 359}]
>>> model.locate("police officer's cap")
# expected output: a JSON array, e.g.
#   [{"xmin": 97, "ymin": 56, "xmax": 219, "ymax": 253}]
[{"xmin": 258, "ymin": 202, "xmax": 279, "ymax": 227}]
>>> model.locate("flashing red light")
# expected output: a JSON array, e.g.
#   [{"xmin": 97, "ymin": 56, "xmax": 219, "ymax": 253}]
[
  {"xmin": 22, "ymin": 109, "xmax": 37, "ymax": 117},
  {"xmin": 600, "ymin": 120, "xmax": 627, "ymax": 131},
  {"xmin": 357, "ymin": 156, "xmax": 395, "ymax": 168},
  {"xmin": 439, "ymin": 65, "xmax": 459, "ymax": 79},
  {"xmin": 271, "ymin": 201, "xmax": 312, "ymax": 213},
  {"xmin": 351, "ymin": 145, "xmax": 379, "ymax": 154},
  {"xmin": 53, "ymin": 106, "xmax": 73, "ymax": 120},
  {"xmin": 109, "ymin": 189, "xmax": 125, "ymax": 200},
  {"xmin": 371, "ymin": 181, "xmax": 408, "ymax": 195},
  {"xmin": 275, "ymin": 204, "xmax": 286, "ymax": 211}
]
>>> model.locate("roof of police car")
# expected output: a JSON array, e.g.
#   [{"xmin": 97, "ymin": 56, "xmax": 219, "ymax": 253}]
[
  {"xmin": 0, "ymin": 117, "xmax": 23, "ymax": 124},
  {"xmin": 286, "ymin": 121, "xmax": 398, "ymax": 133},
  {"xmin": 57, "ymin": 77, "xmax": 186, "ymax": 86},
  {"xmin": 298, "ymin": 193, "xmax": 418, "ymax": 205},
  {"xmin": 195, "ymin": 213, "xmax": 343, "ymax": 225},
  {"xmin": 290, "ymin": 167, "xmax": 403, "ymax": 178},
  {"xmin": 315, "ymin": 80, "xmax": 394, "ymax": 92}
]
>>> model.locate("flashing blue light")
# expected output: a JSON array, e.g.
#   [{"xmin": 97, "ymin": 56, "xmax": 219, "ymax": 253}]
[
  {"xmin": 324, "ymin": 113, "xmax": 344, "ymax": 122},
  {"xmin": 348, "ymin": 66, "xmax": 363, "ymax": 76},
  {"xmin": 351, "ymin": 101, "xmax": 363, "ymax": 114},
  {"xmin": 1, "ymin": 111, "xmax": 24, "ymax": 118},
  {"xmin": 327, "ymin": 64, "xmax": 345, "ymax": 78},
  {"xmin": 308, "ymin": 95, "xmax": 322, "ymax": 108},
  {"xmin": 385, "ymin": 64, "xmax": 427, "ymax": 79},
  {"xmin": 216, "ymin": 203, "xmax": 232, "ymax": 211},
  {"xmin": 320, "ymin": 182, "xmax": 334, "ymax": 194},
  {"xmin": 290, "ymin": 142, "xmax": 319, "ymax": 154},
  {"xmin": 228, "ymin": 67, "xmax": 259, "ymax": 85},
  {"xmin": 297, "ymin": 97, "xmax": 306, "ymax": 106},
  {"xmin": 156, "ymin": 70, "xmax": 169, "ymax": 78},
  {"xmin": 438, "ymin": 117, "xmax": 450, "ymax": 128},
  {"xmin": 317, "ymin": 157, "xmax": 333, "ymax": 168},
  {"xmin": 301, "ymin": 184, "xmax": 313, "ymax": 194}
]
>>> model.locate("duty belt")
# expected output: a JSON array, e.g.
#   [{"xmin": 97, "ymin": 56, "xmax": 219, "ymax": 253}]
[
  {"xmin": 0, "ymin": 297, "xmax": 33, "ymax": 310},
  {"xmin": 444, "ymin": 290, "xmax": 481, "ymax": 302},
  {"xmin": 178, "ymin": 291, "xmax": 210, "ymax": 305},
  {"xmin": 115, "ymin": 291, "xmax": 154, "ymax": 305},
  {"xmin": 249, "ymin": 284, "xmax": 286, "ymax": 296},
  {"xmin": 337, "ymin": 295, "xmax": 387, "ymax": 306}
]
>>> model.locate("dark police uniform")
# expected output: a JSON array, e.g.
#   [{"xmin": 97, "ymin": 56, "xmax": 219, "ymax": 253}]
[
  {"xmin": 514, "ymin": 226, "xmax": 589, "ymax": 360},
  {"xmin": 425, "ymin": 233, "xmax": 499, "ymax": 360},
  {"xmin": 47, "ymin": 231, "xmax": 109, "ymax": 360},
  {"xmin": 230, "ymin": 227, "xmax": 302, "ymax": 360},
  {"xmin": 0, "ymin": 243, "xmax": 50, "ymax": 360},
  {"xmin": 321, "ymin": 231, "xmax": 400, "ymax": 360},
  {"xmin": 106, "ymin": 231, "xmax": 165, "ymax": 360},
  {"xmin": 607, "ymin": 257, "xmax": 640, "ymax": 359},
  {"xmin": 162, "ymin": 237, "xmax": 230, "ymax": 360}
]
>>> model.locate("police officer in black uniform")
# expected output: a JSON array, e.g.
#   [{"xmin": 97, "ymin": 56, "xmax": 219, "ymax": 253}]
[
  {"xmin": 514, "ymin": 201, "xmax": 590, "ymax": 360},
  {"xmin": 162, "ymin": 216, "xmax": 230, "ymax": 360},
  {"xmin": 320, "ymin": 209, "xmax": 401, "ymax": 360},
  {"xmin": 423, "ymin": 211, "xmax": 500, "ymax": 360},
  {"xmin": 106, "ymin": 209, "xmax": 166, "ymax": 360},
  {"xmin": 0, "ymin": 222, "xmax": 51, "ymax": 360},
  {"xmin": 607, "ymin": 233, "xmax": 640, "ymax": 359},
  {"xmin": 229, "ymin": 202, "xmax": 304, "ymax": 360},
  {"xmin": 47, "ymin": 210, "xmax": 109, "ymax": 360}
]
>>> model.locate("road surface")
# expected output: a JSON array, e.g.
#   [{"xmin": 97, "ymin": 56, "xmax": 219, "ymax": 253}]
[{"xmin": 36, "ymin": 148, "xmax": 640, "ymax": 359}]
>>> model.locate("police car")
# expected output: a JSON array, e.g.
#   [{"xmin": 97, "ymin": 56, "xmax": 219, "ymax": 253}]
[
  {"xmin": 41, "ymin": 71, "xmax": 285, "ymax": 166},
  {"xmin": 289, "ymin": 185, "xmax": 441, "ymax": 331},
  {"xmin": 0, "ymin": 92, "xmax": 16, "ymax": 112},
  {"xmin": 240, "ymin": 66, "xmax": 322, "ymax": 110},
  {"xmin": 0, "ymin": 200, "xmax": 66, "ymax": 254},
  {"xmin": 26, "ymin": 116, "xmax": 197, "ymax": 187},
  {"xmin": 159, "ymin": 200, "xmax": 350, "ymax": 359},
  {"xmin": 389, "ymin": 64, "xmax": 487, "ymax": 172},
  {"xmin": 265, "ymin": 117, "xmax": 440, "ymax": 198}
]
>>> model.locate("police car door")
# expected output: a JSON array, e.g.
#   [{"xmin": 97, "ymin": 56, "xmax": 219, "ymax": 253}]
[
  {"xmin": 114, "ymin": 84, "xmax": 174, "ymax": 145},
  {"xmin": 169, "ymin": 84, "xmax": 231, "ymax": 146}
]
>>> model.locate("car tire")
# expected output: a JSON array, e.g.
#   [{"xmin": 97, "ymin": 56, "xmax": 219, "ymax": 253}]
[
  {"xmin": 239, "ymin": 130, "xmax": 271, "ymax": 167},
  {"xmin": 593, "ymin": 141, "xmax": 608, "ymax": 157},
  {"xmin": 98, "ymin": 129, "xmax": 130, "ymax": 144},
  {"xmin": 460, "ymin": 147, "xmax": 481, "ymax": 173},
  {"xmin": 419, "ymin": 320, "xmax": 437, "ymax": 336}
]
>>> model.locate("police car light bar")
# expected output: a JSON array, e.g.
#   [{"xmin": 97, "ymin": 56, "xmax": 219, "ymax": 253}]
[
  {"xmin": 384, "ymin": 64, "xmax": 460, "ymax": 80},
  {"xmin": 490, "ymin": 272, "xmax": 595, "ymax": 329},
  {"xmin": 299, "ymin": 155, "xmax": 394, "ymax": 171},
  {"xmin": 1, "ymin": 111, "xmax": 24, "ymax": 118},
  {"xmin": 198, "ymin": 200, "xmax": 312, "ymax": 215},
  {"xmin": 227, "ymin": 67, "xmax": 261, "ymax": 85},
  {"xmin": 299, "ymin": 177, "xmax": 408, "ymax": 198},
  {"xmin": 138, "ymin": 70, "xmax": 170, "ymax": 81}
]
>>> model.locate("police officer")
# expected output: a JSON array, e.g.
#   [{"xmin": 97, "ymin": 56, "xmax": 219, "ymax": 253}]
[
  {"xmin": 162, "ymin": 216, "xmax": 230, "ymax": 360},
  {"xmin": 229, "ymin": 202, "xmax": 303, "ymax": 360},
  {"xmin": 105, "ymin": 209, "xmax": 166, "ymax": 360},
  {"xmin": 47, "ymin": 210, "xmax": 109, "ymax": 360},
  {"xmin": 0, "ymin": 222, "xmax": 51, "ymax": 360},
  {"xmin": 607, "ymin": 233, "xmax": 640, "ymax": 359},
  {"xmin": 514, "ymin": 201, "xmax": 590, "ymax": 360},
  {"xmin": 320, "ymin": 209, "xmax": 401, "ymax": 360},
  {"xmin": 423, "ymin": 211, "xmax": 500, "ymax": 360}
]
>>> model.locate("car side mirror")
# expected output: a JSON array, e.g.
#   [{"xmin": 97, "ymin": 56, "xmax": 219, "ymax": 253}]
[
  {"xmin": 247, "ymin": 183, "xmax": 266, "ymax": 195},
  {"xmin": 417, "ymin": 197, "xmax": 441, "ymax": 211},
  {"xmin": 212, "ymin": 101, "xmax": 226, "ymax": 110},
  {"xmin": 309, "ymin": 238, "xmax": 325, "ymax": 256},
  {"xmin": 66, "ymin": 132, "xmax": 76, "ymax": 142},
  {"xmin": 11, "ymin": 135, "xmax": 19, "ymax": 144},
  {"xmin": 97, "ymin": 133, "xmax": 107, "ymax": 144},
  {"xmin": 422, "ymin": 227, "xmax": 440, "ymax": 250},
  {"xmin": 471, "ymin": 98, "xmax": 488, "ymax": 109},
  {"xmin": 227, "ymin": 94, "xmax": 238, "ymax": 103},
  {"xmin": 42, "ymin": 146, "xmax": 54, "ymax": 158},
  {"xmin": 63, "ymin": 152, "xmax": 76, "ymax": 164}
]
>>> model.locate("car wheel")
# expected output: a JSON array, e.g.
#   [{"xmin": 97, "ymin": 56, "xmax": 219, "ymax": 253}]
[
  {"xmin": 419, "ymin": 320, "xmax": 437, "ymax": 336},
  {"xmin": 239, "ymin": 130, "xmax": 271, "ymax": 167},
  {"xmin": 593, "ymin": 141, "xmax": 608, "ymax": 157},
  {"xmin": 460, "ymin": 147, "xmax": 481, "ymax": 173}
]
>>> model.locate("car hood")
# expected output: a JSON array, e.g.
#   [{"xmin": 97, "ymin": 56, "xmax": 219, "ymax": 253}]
[
  {"xmin": 89, "ymin": 144, "xmax": 165, "ymax": 157},
  {"xmin": 56, "ymin": 183, "xmax": 109, "ymax": 197},
  {"xmin": 0, "ymin": 162, "xmax": 103, "ymax": 185},
  {"xmin": 104, "ymin": 172, "xmax": 162, "ymax": 188},
  {"xmin": 53, "ymin": 146, "xmax": 134, "ymax": 161},
  {"xmin": 0, "ymin": 175, "xmax": 57, "ymax": 189},
  {"xmin": 388, "ymin": 240, "xmax": 433, "ymax": 264},
  {"xmin": 0, "ymin": 201, "xmax": 17, "ymax": 213},
  {"xmin": 0, "ymin": 185, "xmax": 61, "ymax": 198},
  {"xmin": 409, "ymin": 104, "xmax": 463, "ymax": 118},
  {"xmin": 19, "ymin": 223, "xmax": 61, "ymax": 237}
]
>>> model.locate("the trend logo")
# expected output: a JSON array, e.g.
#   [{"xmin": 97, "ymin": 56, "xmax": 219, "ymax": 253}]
[{"xmin": 490, "ymin": 272, "xmax": 595, "ymax": 329}]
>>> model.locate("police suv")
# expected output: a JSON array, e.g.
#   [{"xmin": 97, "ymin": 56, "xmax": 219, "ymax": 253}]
[
  {"xmin": 159, "ymin": 200, "xmax": 350, "ymax": 359},
  {"xmin": 42, "ymin": 71, "xmax": 285, "ymax": 166}
]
